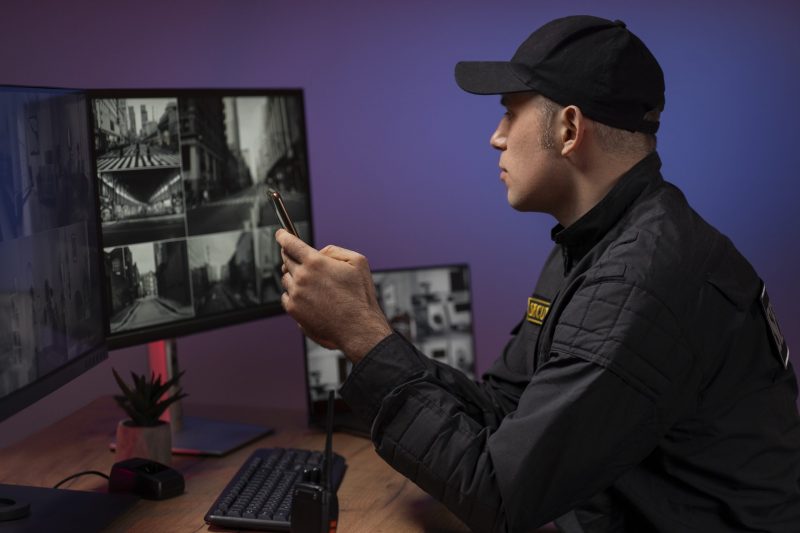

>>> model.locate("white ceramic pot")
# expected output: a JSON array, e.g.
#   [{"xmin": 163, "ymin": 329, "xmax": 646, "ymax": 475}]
[{"xmin": 115, "ymin": 420, "xmax": 172, "ymax": 465}]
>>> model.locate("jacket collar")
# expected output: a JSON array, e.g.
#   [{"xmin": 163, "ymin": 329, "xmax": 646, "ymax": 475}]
[{"xmin": 551, "ymin": 151, "xmax": 663, "ymax": 272}]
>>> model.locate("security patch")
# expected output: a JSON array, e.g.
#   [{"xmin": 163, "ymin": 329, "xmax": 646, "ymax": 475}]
[
  {"xmin": 527, "ymin": 296, "xmax": 551, "ymax": 326},
  {"xmin": 760, "ymin": 282, "xmax": 790, "ymax": 369}
]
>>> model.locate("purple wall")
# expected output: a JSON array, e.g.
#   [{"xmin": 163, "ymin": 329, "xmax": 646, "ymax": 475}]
[{"xmin": 2, "ymin": 0, "xmax": 798, "ymax": 446}]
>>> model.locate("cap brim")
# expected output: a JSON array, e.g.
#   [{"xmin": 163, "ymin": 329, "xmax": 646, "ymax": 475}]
[{"xmin": 455, "ymin": 61, "xmax": 533, "ymax": 95}]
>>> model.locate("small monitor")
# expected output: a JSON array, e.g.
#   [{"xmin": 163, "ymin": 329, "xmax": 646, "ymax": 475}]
[{"xmin": 304, "ymin": 264, "xmax": 476, "ymax": 435}]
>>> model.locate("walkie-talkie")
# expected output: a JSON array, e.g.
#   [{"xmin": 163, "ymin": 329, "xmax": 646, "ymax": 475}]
[{"xmin": 290, "ymin": 391, "xmax": 339, "ymax": 533}]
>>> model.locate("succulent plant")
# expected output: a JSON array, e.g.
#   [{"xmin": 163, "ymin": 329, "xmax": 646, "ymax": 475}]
[{"xmin": 112, "ymin": 368, "xmax": 188, "ymax": 427}]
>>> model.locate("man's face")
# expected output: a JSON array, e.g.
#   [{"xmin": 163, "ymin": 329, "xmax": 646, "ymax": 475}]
[{"xmin": 490, "ymin": 92, "xmax": 565, "ymax": 213}]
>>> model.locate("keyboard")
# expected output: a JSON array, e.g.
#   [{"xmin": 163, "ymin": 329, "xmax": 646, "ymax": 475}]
[{"xmin": 205, "ymin": 447, "xmax": 347, "ymax": 531}]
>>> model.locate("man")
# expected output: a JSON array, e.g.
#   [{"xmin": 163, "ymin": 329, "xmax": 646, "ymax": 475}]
[{"xmin": 277, "ymin": 15, "xmax": 800, "ymax": 532}]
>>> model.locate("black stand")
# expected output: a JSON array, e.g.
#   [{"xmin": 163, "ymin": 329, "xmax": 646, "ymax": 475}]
[
  {"xmin": 0, "ymin": 484, "xmax": 137, "ymax": 531},
  {"xmin": 0, "ymin": 496, "xmax": 29, "ymax": 521},
  {"xmin": 112, "ymin": 339, "xmax": 273, "ymax": 456}
]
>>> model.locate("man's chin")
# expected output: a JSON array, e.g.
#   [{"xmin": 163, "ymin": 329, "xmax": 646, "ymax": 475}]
[
  {"xmin": 507, "ymin": 192, "xmax": 528, "ymax": 211},
  {"xmin": 508, "ymin": 193, "xmax": 546, "ymax": 214}
]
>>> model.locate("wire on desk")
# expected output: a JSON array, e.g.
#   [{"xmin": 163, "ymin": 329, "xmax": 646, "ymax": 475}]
[{"xmin": 53, "ymin": 470, "xmax": 110, "ymax": 489}]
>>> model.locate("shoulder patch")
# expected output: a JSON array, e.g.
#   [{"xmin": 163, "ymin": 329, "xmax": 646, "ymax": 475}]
[
  {"xmin": 760, "ymin": 282, "xmax": 790, "ymax": 369},
  {"xmin": 527, "ymin": 296, "xmax": 551, "ymax": 326}
]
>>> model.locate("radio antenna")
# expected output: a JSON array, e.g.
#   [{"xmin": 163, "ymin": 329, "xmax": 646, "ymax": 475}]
[{"xmin": 323, "ymin": 390, "xmax": 335, "ymax": 491}]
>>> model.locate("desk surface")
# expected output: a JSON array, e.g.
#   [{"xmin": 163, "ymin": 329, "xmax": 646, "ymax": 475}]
[{"xmin": 0, "ymin": 397, "xmax": 472, "ymax": 532}]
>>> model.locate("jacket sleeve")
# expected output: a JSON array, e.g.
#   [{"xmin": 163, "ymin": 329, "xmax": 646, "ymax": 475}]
[{"xmin": 340, "ymin": 281, "xmax": 691, "ymax": 532}]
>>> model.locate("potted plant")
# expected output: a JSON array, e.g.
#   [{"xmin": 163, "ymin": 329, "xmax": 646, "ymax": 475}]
[{"xmin": 112, "ymin": 368, "xmax": 187, "ymax": 465}]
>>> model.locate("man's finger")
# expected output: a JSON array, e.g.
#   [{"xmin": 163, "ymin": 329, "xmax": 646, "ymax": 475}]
[
  {"xmin": 276, "ymin": 229, "xmax": 316, "ymax": 264},
  {"xmin": 281, "ymin": 291, "xmax": 290, "ymax": 312},
  {"xmin": 320, "ymin": 244, "xmax": 363, "ymax": 264},
  {"xmin": 281, "ymin": 247, "xmax": 299, "ymax": 275},
  {"xmin": 281, "ymin": 272, "xmax": 294, "ymax": 294}
]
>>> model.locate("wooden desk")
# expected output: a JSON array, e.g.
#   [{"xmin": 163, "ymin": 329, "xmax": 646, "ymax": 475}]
[{"xmin": 0, "ymin": 397, "xmax": 472, "ymax": 532}]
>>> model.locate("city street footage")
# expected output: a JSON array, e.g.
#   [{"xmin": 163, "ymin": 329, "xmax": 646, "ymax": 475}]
[{"xmin": 94, "ymin": 94, "xmax": 310, "ymax": 333}]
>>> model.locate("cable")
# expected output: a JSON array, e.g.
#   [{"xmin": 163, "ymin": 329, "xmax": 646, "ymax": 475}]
[{"xmin": 53, "ymin": 470, "xmax": 110, "ymax": 489}]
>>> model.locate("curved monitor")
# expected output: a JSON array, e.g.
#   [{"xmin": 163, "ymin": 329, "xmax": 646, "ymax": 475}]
[
  {"xmin": 88, "ymin": 89, "xmax": 313, "ymax": 348},
  {"xmin": 0, "ymin": 86, "xmax": 107, "ymax": 423}
]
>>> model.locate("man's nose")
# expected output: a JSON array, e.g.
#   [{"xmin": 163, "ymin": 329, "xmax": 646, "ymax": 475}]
[{"xmin": 490, "ymin": 118, "xmax": 507, "ymax": 151}]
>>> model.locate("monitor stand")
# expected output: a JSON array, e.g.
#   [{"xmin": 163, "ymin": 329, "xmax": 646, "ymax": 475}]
[
  {"xmin": 112, "ymin": 339, "xmax": 273, "ymax": 456},
  {"xmin": 0, "ymin": 484, "xmax": 137, "ymax": 531}
]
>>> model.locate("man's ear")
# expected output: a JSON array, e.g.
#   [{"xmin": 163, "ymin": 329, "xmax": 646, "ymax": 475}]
[{"xmin": 559, "ymin": 105, "xmax": 585, "ymax": 156}]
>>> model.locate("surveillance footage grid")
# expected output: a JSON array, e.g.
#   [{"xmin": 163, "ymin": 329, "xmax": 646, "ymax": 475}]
[
  {"xmin": 0, "ymin": 89, "xmax": 105, "ymax": 398},
  {"xmin": 92, "ymin": 94, "xmax": 311, "ymax": 334},
  {"xmin": 305, "ymin": 266, "xmax": 476, "ymax": 402}
]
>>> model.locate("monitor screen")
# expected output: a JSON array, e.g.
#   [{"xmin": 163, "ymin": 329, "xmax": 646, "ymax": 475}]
[
  {"xmin": 304, "ymin": 264, "xmax": 476, "ymax": 430},
  {"xmin": 88, "ymin": 90, "xmax": 313, "ymax": 348},
  {"xmin": 0, "ymin": 86, "xmax": 107, "ymax": 423}
]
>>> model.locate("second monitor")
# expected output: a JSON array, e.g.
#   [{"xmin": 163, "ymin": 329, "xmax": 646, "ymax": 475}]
[
  {"xmin": 89, "ymin": 89, "xmax": 314, "ymax": 454},
  {"xmin": 90, "ymin": 89, "xmax": 313, "ymax": 347},
  {"xmin": 304, "ymin": 264, "xmax": 476, "ymax": 435}
]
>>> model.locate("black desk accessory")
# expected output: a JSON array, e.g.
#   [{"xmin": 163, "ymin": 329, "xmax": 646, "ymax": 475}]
[
  {"xmin": 290, "ymin": 391, "xmax": 339, "ymax": 533},
  {"xmin": 109, "ymin": 457, "xmax": 185, "ymax": 500},
  {"xmin": 0, "ymin": 484, "xmax": 137, "ymax": 532}
]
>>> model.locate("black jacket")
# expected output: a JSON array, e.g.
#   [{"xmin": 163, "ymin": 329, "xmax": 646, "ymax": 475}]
[{"xmin": 341, "ymin": 152, "xmax": 800, "ymax": 532}]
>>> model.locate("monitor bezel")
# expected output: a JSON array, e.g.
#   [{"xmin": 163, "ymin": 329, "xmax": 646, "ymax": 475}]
[
  {"xmin": 302, "ymin": 262, "xmax": 478, "ymax": 431},
  {"xmin": 85, "ymin": 88, "xmax": 315, "ymax": 350},
  {"xmin": 0, "ymin": 343, "xmax": 107, "ymax": 423}
]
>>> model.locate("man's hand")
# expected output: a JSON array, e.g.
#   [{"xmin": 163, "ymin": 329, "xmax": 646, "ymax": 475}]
[{"xmin": 275, "ymin": 229, "xmax": 393, "ymax": 364}]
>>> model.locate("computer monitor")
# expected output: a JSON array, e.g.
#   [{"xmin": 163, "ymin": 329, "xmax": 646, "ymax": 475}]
[
  {"xmin": 0, "ymin": 85, "xmax": 136, "ymax": 528},
  {"xmin": 304, "ymin": 264, "xmax": 476, "ymax": 435},
  {"xmin": 87, "ymin": 89, "xmax": 313, "ymax": 454}
]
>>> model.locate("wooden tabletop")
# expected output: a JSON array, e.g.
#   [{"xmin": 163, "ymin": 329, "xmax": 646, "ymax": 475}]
[{"xmin": 0, "ymin": 397, "xmax": 472, "ymax": 532}]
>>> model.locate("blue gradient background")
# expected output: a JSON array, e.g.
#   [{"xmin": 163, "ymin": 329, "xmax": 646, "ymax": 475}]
[{"xmin": 1, "ymin": 0, "xmax": 798, "ymax": 445}]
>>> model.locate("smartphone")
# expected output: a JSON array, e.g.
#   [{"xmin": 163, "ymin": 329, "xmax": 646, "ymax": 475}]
[{"xmin": 267, "ymin": 189, "xmax": 299, "ymax": 238}]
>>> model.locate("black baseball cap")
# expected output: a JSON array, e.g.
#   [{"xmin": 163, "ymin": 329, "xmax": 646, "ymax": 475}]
[{"xmin": 455, "ymin": 15, "xmax": 664, "ymax": 134}]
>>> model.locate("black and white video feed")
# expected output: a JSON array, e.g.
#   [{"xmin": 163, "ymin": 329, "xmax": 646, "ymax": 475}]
[
  {"xmin": 181, "ymin": 95, "xmax": 310, "ymax": 236},
  {"xmin": 93, "ymin": 98, "xmax": 180, "ymax": 171},
  {"xmin": 188, "ymin": 230, "xmax": 258, "ymax": 315},
  {"xmin": 1, "ymin": 89, "xmax": 104, "ymax": 398},
  {"xmin": 90, "ymin": 90, "xmax": 314, "ymax": 336},
  {"xmin": 105, "ymin": 240, "xmax": 193, "ymax": 333},
  {"xmin": 0, "ymin": 240, "xmax": 35, "ymax": 396},
  {"xmin": 94, "ymin": 98, "xmax": 185, "ymax": 248},
  {"xmin": 31, "ymin": 225, "xmax": 100, "ymax": 371},
  {"xmin": 305, "ymin": 266, "xmax": 475, "ymax": 402},
  {"xmin": 98, "ymin": 168, "xmax": 186, "ymax": 247}
]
